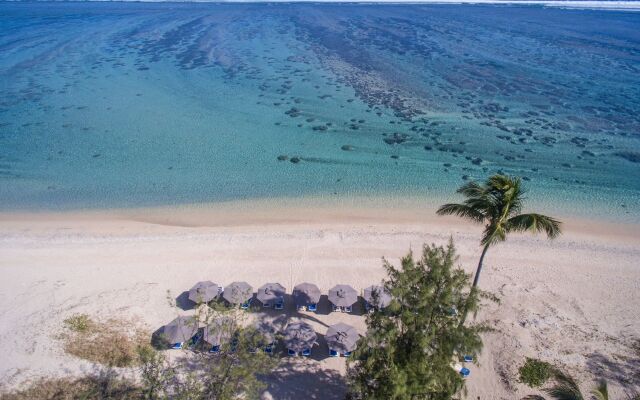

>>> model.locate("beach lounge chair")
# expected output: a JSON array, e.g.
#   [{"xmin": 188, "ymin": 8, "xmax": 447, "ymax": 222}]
[
  {"xmin": 332, "ymin": 304, "xmax": 339, "ymax": 312},
  {"xmin": 241, "ymin": 299, "xmax": 251, "ymax": 310},
  {"xmin": 264, "ymin": 344, "xmax": 273, "ymax": 354},
  {"xmin": 263, "ymin": 301, "xmax": 271, "ymax": 308},
  {"xmin": 329, "ymin": 349, "xmax": 339, "ymax": 357},
  {"xmin": 288, "ymin": 349, "xmax": 296, "ymax": 356},
  {"xmin": 171, "ymin": 342, "xmax": 183, "ymax": 350},
  {"xmin": 464, "ymin": 355, "xmax": 473, "ymax": 363},
  {"xmin": 209, "ymin": 345, "xmax": 220, "ymax": 353},
  {"xmin": 460, "ymin": 367, "xmax": 470, "ymax": 377},
  {"xmin": 302, "ymin": 348, "xmax": 311, "ymax": 357},
  {"xmin": 274, "ymin": 298, "xmax": 284, "ymax": 310},
  {"xmin": 307, "ymin": 303, "xmax": 317, "ymax": 312},
  {"xmin": 343, "ymin": 351, "xmax": 351, "ymax": 357},
  {"xmin": 344, "ymin": 305, "xmax": 352, "ymax": 313}
]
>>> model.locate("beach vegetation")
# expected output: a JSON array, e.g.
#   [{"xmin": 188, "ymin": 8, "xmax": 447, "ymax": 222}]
[
  {"xmin": 437, "ymin": 174, "xmax": 561, "ymax": 322},
  {"xmin": 139, "ymin": 305, "xmax": 278, "ymax": 400},
  {"xmin": 519, "ymin": 371, "xmax": 640, "ymax": 400},
  {"xmin": 61, "ymin": 315, "xmax": 151, "ymax": 368},
  {"xmin": 519, "ymin": 358, "xmax": 554, "ymax": 387},
  {"xmin": 346, "ymin": 240, "xmax": 483, "ymax": 400},
  {"xmin": 63, "ymin": 313, "xmax": 93, "ymax": 333},
  {"xmin": 0, "ymin": 371, "xmax": 142, "ymax": 400}
]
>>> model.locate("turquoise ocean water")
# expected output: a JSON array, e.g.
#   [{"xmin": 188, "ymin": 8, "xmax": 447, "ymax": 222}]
[{"xmin": 1, "ymin": 2, "xmax": 639, "ymax": 221}]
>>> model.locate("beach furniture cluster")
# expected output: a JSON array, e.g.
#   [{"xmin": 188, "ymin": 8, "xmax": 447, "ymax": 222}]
[
  {"xmin": 160, "ymin": 281, "xmax": 471, "ymax": 376},
  {"xmin": 190, "ymin": 280, "xmax": 391, "ymax": 313},
  {"xmin": 161, "ymin": 281, "xmax": 390, "ymax": 356}
]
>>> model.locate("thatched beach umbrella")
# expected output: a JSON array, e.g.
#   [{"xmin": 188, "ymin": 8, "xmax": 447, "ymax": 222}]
[
  {"xmin": 222, "ymin": 281, "xmax": 253, "ymax": 305},
  {"xmin": 256, "ymin": 283, "xmax": 286, "ymax": 306},
  {"xmin": 283, "ymin": 321, "xmax": 317, "ymax": 353},
  {"xmin": 363, "ymin": 285, "xmax": 392, "ymax": 308},
  {"xmin": 292, "ymin": 282, "xmax": 321, "ymax": 306},
  {"xmin": 326, "ymin": 323, "xmax": 359, "ymax": 354},
  {"xmin": 254, "ymin": 321, "xmax": 277, "ymax": 344},
  {"xmin": 203, "ymin": 317, "xmax": 235, "ymax": 348},
  {"xmin": 188, "ymin": 281, "xmax": 219, "ymax": 304},
  {"xmin": 328, "ymin": 284, "xmax": 358, "ymax": 308},
  {"xmin": 163, "ymin": 316, "xmax": 198, "ymax": 344}
]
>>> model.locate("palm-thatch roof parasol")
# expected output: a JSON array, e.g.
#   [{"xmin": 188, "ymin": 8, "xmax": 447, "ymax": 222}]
[
  {"xmin": 326, "ymin": 323, "xmax": 360, "ymax": 353},
  {"xmin": 327, "ymin": 284, "xmax": 358, "ymax": 307},
  {"xmin": 188, "ymin": 281, "xmax": 220, "ymax": 304},
  {"xmin": 363, "ymin": 285, "xmax": 392, "ymax": 308},
  {"xmin": 256, "ymin": 283, "xmax": 286, "ymax": 305},
  {"xmin": 292, "ymin": 282, "xmax": 321, "ymax": 306},
  {"xmin": 222, "ymin": 281, "xmax": 253, "ymax": 305},
  {"xmin": 283, "ymin": 321, "xmax": 317, "ymax": 352}
]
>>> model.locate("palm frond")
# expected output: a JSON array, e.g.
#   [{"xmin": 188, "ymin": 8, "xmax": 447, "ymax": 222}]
[
  {"xmin": 506, "ymin": 213, "xmax": 562, "ymax": 239},
  {"xmin": 590, "ymin": 380, "xmax": 608, "ymax": 400},
  {"xmin": 436, "ymin": 203, "xmax": 486, "ymax": 223},
  {"xmin": 480, "ymin": 223, "xmax": 507, "ymax": 247},
  {"xmin": 487, "ymin": 174, "xmax": 521, "ymax": 192},
  {"xmin": 544, "ymin": 371, "xmax": 584, "ymax": 400},
  {"xmin": 456, "ymin": 181, "xmax": 487, "ymax": 199}
]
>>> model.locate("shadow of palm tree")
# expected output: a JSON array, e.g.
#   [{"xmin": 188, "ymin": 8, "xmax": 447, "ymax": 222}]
[
  {"xmin": 296, "ymin": 312, "xmax": 331, "ymax": 329},
  {"xmin": 262, "ymin": 360, "xmax": 347, "ymax": 400},
  {"xmin": 585, "ymin": 351, "xmax": 640, "ymax": 387}
]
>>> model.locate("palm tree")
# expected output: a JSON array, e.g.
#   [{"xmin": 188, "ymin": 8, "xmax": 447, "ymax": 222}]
[
  {"xmin": 520, "ymin": 372, "xmax": 583, "ymax": 400},
  {"xmin": 437, "ymin": 174, "xmax": 561, "ymax": 321},
  {"xmin": 591, "ymin": 380, "xmax": 609, "ymax": 400},
  {"xmin": 522, "ymin": 374, "xmax": 639, "ymax": 400}
]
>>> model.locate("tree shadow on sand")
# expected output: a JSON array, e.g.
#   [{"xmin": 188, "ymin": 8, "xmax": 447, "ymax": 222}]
[
  {"xmin": 262, "ymin": 360, "xmax": 347, "ymax": 400},
  {"xmin": 585, "ymin": 351, "xmax": 640, "ymax": 388},
  {"xmin": 175, "ymin": 291, "xmax": 195, "ymax": 311}
]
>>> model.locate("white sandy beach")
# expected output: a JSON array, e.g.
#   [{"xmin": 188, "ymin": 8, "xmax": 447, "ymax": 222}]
[{"xmin": 0, "ymin": 200, "xmax": 639, "ymax": 399}]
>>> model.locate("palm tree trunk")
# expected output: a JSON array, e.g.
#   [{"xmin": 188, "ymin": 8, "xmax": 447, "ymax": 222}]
[
  {"xmin": 472, "ymin": 243, "xmax": 490, "ymax": 289},
  {"xmin": 460, "ymin": 243, "xmax": 490, "ymax": 325}
]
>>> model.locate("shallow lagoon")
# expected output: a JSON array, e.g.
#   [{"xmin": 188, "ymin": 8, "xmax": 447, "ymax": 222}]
[{"xmin": 1, "ymin": 2, "xmax": 639, "ymax": 221}]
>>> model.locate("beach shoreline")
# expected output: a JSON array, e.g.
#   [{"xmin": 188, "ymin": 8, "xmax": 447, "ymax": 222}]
[
  {"xmin": 1, "ymin": 196, "xmax": 639, "ymax": 244},
  {"xmin": 1, "ymin": 201, "xmax": 639, "ymax": 397}
]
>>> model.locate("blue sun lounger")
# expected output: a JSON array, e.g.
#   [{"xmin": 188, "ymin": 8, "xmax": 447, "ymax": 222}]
[
  {"xmin": 288, "ymin": 349, "xmax": 296, "ymax": 356},
  {"xmin": 209, "ymin": 345, "xmax": 220, "ymax": 353},
  {"xmin": 171, "ymin": 342, "xmax": 183, "ymax": 350},
  {"xmin": 301, "ymin": 348, "xmax": 311, "ymax": 357},
  {"xmin": 329, "ymin": 349, "xmax": 339, "ymax": 357},
  {"xmin": 464, "ymin": 355, "xmax": 473, "ymax": 363},
  {"xmin": 307, "ymin": 303, "xmax": 317, "ymax": 312},
  {"xmin": 460, "ymin": 367, "xmax": 470, "ymax": 377}
]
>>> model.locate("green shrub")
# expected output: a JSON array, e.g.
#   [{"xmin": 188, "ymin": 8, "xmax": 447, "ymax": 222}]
[
  {"xmin": 519, "ymin": 358, "xmax": 553, "ymax": 387},
  {"xmin": 63, "ymin": 314, "xmax": 92, "ymax": 333}
]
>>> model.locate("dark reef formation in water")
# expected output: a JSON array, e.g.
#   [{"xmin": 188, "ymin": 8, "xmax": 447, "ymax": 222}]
[{"xmin": 0, "ymin": 2, "xmax": 639, "ymax": 214}]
